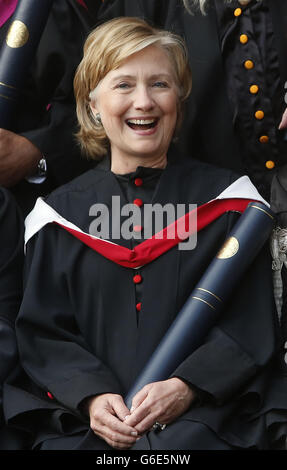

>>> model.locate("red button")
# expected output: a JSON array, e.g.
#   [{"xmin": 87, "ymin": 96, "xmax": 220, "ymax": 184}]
[
  {"xmin": 47, "ymin": 392, "xmax": 54, "ymax": 400},
  {"xmin": 133, "ymin": 225, "xmax": 143, "ymax": 233},
  {"xmin": 133, "ymin": 198, "xmax": 143, "ymax": 207},
  {"xmin": 136, "ymin": 302, "xmax": 142, "ymax": 312},
  {"xmin": 133, "ymin": 274, "xmax": 142, "ymax": 284},
  {"xmin": 134, "ymin": 177, "xmax": 143, "ymax": 187}
]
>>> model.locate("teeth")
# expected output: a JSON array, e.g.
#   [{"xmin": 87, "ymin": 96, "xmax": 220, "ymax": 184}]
[{"xmin": 127, "ymin": 119, "xmax": 156, "ymax": 125}]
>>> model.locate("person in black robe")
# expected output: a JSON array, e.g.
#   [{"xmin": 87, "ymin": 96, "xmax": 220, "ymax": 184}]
[
  {"xmin": 0, "ymin": 188, "xmax": 27, "ymax": 449},
  {"xmin": 4, "ymin": 17, "xmax": 287, "ymax": 450},
  {"xmin": 97, "ymin": 0, "xmax": 287, "ymax": 445}
]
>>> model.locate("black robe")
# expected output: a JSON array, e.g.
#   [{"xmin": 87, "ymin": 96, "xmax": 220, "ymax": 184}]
[
  {"xmin": 4, "ymin": 156, "xmax": 287, "ymax": 449},
  {"xmin": 0, "ymin": 188, "xmax": 27, "ymax": 449}
]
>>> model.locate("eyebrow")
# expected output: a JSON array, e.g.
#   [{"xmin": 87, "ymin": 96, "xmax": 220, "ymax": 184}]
[
  {"xmin": 149, "ymin": 74, "xmax": 173, "ymax": 81},
  {"xmin": 110, "ymin": 73, "xmax": 173, "ymax": 83},
  {"xmin": 110, "ymin": 75, "xmax": 134, "ymax": 82}
]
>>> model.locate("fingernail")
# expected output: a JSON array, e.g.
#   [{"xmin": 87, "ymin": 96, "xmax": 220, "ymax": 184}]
[
  {"xmin": 124, "ymin": 415, "xmax": 130, "ymax": 421},
  {"xmin": 136, "ymin": 437, "xmax": 141, "ymax": 441},
  {"xmin": 131, "ymin": 431, "xmax": 138, "ymax": 436},
  {"xmin": 130, "ymin": 406, "xmax": 135, "ymax": 412}
]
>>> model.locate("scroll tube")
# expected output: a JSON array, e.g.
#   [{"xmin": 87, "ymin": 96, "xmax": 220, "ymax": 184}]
[
  {"xmin": 125, "ymin": 202, "xmax": 275, "ymax": 408},
  {"xmin": 0, "ymin": 0, "xmax": 54, "ymax": 129}
]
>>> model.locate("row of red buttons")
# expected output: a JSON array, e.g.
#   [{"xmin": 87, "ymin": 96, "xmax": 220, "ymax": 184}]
[
  {"xmin": 133, "ymin": 179, "xmax": 143, "ymax": 232},
  {"xmin": 134, "ymin": 177, "xmax": 143, "ymax": 312}
]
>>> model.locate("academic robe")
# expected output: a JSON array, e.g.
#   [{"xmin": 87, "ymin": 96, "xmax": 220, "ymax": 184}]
[{"xmin": 3, "ymin": 156, "xmax": 287, "ymax": 450}]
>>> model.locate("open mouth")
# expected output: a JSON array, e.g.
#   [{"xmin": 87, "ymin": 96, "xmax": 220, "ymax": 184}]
[{"xmin": 126, "ymin": 118, "xmax": 159, "ymax": 130}]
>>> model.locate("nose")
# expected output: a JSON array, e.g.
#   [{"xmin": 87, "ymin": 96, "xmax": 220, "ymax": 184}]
[{"xmin": 133, "ymin": 85, "xmax": 154, "ymax": 111}]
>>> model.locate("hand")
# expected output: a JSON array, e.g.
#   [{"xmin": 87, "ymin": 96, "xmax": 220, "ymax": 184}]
[
  {"xmin": 87, "ymin": 393, "xmax": 140, "ymax": 449},
  {"xmin": 0, "ymin": 128, "xmax": 42, "ymax": 187},
  {"xmin": 279, "ymin": 108, "xmax": 287, "ymax": 130},
  {"xmin": 124, "ymin": 377, "xmax": 196, "ymax": 435}
]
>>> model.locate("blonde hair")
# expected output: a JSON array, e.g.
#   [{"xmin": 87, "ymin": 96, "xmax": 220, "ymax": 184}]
[{"xmin": 74, "ymin": 17, "xmax": 192, "ymax": 159}]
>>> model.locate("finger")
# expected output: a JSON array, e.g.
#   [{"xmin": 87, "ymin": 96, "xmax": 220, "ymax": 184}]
[
  {"xmin": 111, "ymin": 395, "xmax": 132, "ymax": 422},
  {"xmin": 91, "ymin": 421, "xmax": 139, "ymax": 447},
  {"xmin": 96, "ymin": 430, "xmax": 136, "ymax": 450},
  {"xmin": 91, "ymin": 412, "xmax": 140, "ymax": 448},
  {"xmin": 124, "ymin": 386, "xmax": 150, "ymax": 426},
  {"xmin": 134, "ymin": 411, "xmax": 160, "ymax": 435},
  {"xmin": 125, "ymin": 392, "xmax": 171, "ymax": 433},
  {"xmin": 90, "ymin": 396, "xmax": 139, "ymax": 439},
  {"xmin": 102, "ymin": 425, "xmax": 139, "ymax": 446},
  {"xmin": 101, "ymin": 411, "xmax": 139, "ymax": 438},
  {"xmin": 124, "ymin": 396, "xmax": 153, "ymax": 429},
  {"xmin": 130, "ymin": 386, "xmax": 149, "ymax": 412}
]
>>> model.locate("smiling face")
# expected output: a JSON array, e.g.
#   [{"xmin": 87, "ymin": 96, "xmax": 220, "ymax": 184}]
[{"xmin": 90, "ymin": 45, "xmax": 179, "ymax": 168}]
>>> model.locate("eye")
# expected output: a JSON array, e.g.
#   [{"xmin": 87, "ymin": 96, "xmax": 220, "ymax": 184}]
[
  {"xmin": 116, "ymin": 82, "xmax": 131, "ymax": 89},
  {"xmin": 152, "ymin": 81, "xmax": 169, "ymax": 88}
]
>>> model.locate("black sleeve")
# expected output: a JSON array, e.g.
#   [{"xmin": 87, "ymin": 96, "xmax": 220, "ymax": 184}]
[
  {"xmin": 0, "ymin": 320, "xmax": 19, "ymax": 425},
  {"xmin": 0, "ymin": 189, "xmax": 24, "ymax": 423},
  {"xmin": 16, "ymin": 225, "xmax": 123, "ymax": 414},
  {"xmin": 0, "ymin": 188, "xmax": 24, "ymax": 326},
  {"xmin": 172, "ymin": 215, "xmax": 279, "ymax": 405}
]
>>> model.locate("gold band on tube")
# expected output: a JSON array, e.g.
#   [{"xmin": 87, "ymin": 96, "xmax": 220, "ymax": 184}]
[
  {"xmin": 0, "ymin": 81, "xmax": 17, "ymax": 90},
  {"xmin": 249, "ymin": 205, "xmax": 274, "ymax": 220},
  {"xmin": 196, "ymin": 288, "xmax": 222, "ymax": 303},
  {"xmin": 0, "ymin": 93, "xmax": 14, "ymax": 101},
  {"xmin": 191, "ymin": 296, "xmax": 216, "ymax": 310}
]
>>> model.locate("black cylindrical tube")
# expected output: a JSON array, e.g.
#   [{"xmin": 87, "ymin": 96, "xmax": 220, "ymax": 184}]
[{"xmin": 0, "ymin": 0, "xmax": 54, "ymax": 128}]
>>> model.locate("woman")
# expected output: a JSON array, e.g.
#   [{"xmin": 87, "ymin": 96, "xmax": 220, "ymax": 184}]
[{"xmin": 4, "ymin": 17, "xmax": 286, "ymax": 450}]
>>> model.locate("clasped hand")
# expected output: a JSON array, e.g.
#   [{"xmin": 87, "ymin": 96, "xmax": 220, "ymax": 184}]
[{"xmin": 87, "ymin": 377, "xmax": 195, "ymax": 450}]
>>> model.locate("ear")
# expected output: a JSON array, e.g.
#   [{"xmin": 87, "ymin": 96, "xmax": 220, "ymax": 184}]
[{"xmin": 90, "ymin": 100, "xmax": 98, "ymax": 116}]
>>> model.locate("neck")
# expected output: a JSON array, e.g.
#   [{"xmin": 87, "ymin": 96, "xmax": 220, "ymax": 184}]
[{"xmin": 111, "ymin": 153, "xmax": 167, "ymax": 174}]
